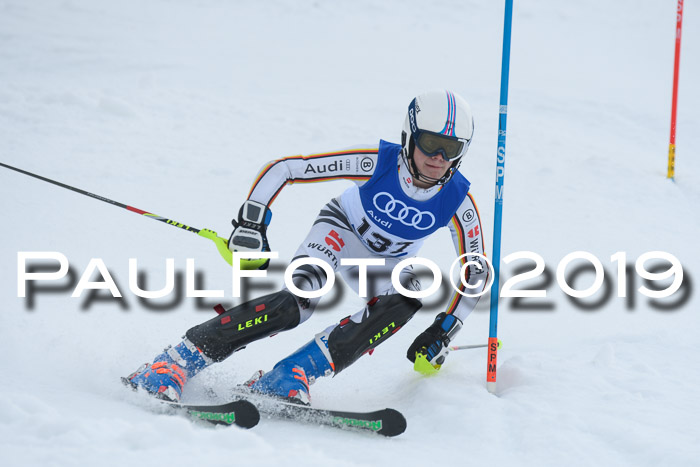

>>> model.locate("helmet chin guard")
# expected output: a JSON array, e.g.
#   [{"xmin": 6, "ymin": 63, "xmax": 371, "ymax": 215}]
[{"xmin": 400, "ymin": 90, "xmax": 474, "ymax": 186}]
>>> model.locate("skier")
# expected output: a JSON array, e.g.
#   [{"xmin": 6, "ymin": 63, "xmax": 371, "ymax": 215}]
[{"xmin": 124, "ymin": 90, "xmax": 488, "ymax": 404}]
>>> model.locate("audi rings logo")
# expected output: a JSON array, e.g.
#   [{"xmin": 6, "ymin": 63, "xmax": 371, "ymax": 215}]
[{"xmin": 373, "ymin": 192, "xmax": 435, "ymax": 230}]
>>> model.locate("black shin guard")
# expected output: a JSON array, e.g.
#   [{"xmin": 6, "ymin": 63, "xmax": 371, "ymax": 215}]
[
  {"xmin": 326, "ymin": 294, "xmax": 422, "ymax": 374},
  {"xmin": 185, "ymin": 290, "xmax": 301, "ymax": 361}
]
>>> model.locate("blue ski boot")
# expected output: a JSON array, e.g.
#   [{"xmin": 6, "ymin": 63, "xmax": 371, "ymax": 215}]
[
  {"xmin": 248, "ymin": 339, "xmax": 333, "ymax": 405},
  {"xmin": 123, "ymin": 338, "xmax": 213, "ymax": 402}
]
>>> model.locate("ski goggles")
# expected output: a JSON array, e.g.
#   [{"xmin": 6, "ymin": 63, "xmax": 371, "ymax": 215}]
[{"xmin": 413, "ymin": 130, "xmax": 470, "ymax": 162}]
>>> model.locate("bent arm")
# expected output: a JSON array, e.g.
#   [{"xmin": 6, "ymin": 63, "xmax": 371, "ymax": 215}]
[{"xmin": 444, "ymin": 193, "xmax": 488, "ymax": 322}]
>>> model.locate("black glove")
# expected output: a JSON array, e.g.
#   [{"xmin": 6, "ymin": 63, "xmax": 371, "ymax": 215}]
[
  {"xmin": 406, "ymin": 312, "xmax": 462, "ymax": 366},
  {"xmin": 228, "ymin": 200, "xmax": 272, "ymax": 269}
]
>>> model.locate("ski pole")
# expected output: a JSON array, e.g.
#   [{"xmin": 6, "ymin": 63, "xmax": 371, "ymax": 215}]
[
  {"xmin": 450, "ymin": 339, "xmax": 502, "ymax": 351},
  {"xmin": 0, "ymin": 161, "xmax": 251, "ymax": 267},
  {"xmin": 450, "ymin": 344, "xmax": 485, "ymax": 350},
  {"xmin": 1, "ymin": 161, "xmax": 202, "ymax": 234}
]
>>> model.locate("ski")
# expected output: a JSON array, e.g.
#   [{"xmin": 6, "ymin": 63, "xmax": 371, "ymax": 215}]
[
  {"xmin": 123, "ymin": 379, "xmax": 402, "ymax": 435},
  {"xmin": 232, "ymin": 392, "xmax": 407, "ymax": 437}
]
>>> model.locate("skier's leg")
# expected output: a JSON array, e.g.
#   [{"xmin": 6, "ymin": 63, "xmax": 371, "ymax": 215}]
[
  {"xmin": 318, "ymin": 263, "xmax": 423, "ymax": 374},
  {"xmin": 124, "ymin": 198, "xmax": 354, "ymax": 401},
  {"xmin": 123, "ymin": 290, "xmax": 303, "ymax": 402},
  {"xmin": 249, "ymin": 260, "xmax": 423, "ymax": 404},
  {"xmin": 185, "ymin": 199, "xmax": 358, "ymax": 360}
]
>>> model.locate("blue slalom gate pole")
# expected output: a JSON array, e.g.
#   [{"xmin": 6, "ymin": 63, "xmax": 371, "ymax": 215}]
[{"xmin": 487, "ymin": 0, "xmax": 514, "ymax": 394}]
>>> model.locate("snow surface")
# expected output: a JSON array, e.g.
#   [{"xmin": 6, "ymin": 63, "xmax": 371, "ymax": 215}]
[{"xmin": 1, "ymin": 0, "xmax": 699, "ymax": 466}]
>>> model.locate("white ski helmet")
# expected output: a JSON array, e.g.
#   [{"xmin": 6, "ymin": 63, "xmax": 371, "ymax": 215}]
[{"xmin": 401, "ymin": 90, "xmax": 474, "ymax": 185}]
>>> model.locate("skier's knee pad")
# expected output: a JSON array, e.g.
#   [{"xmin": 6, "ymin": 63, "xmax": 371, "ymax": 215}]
[
  {"xmin": 185, "ymin": 290, "xmax": 301, "ymax": 361},
  {"xmin": 322, "ymin": 294, "xmax": 422, "ymax": 374}
]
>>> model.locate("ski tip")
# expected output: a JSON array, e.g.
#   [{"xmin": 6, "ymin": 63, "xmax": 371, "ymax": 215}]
[
  {"xmin": 376, "ymin": 408, "xmax": 407, "ymax": 437},
  {"xmin": 231, "ymin": 399, "xmax": 261, "ymax": 429}
]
